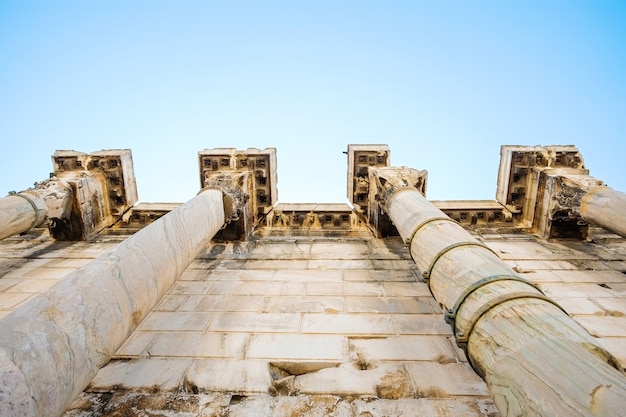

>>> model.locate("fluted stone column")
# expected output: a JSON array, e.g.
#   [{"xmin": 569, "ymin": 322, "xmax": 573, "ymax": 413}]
[
  {"xmin": 374, "ymin": 168, "xmax": 626, "ymax": 417},
  {"xmin": 581, "ymin": 186, "xmax": 626, "ymax": 238},
  {"xmin": 0, "ymin": 189, "xmax": 225, "ymax": 417},
  {"xmin": 0, "ymin": 192, "xmax": 48, "ymax": 240}
]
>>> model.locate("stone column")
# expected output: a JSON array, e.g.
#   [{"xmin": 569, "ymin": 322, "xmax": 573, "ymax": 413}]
[
  {"xmin": 581, "ymin": 186, "xmax": 626, "ymax": 238},
  {"xmin": 0, "ymin": 192, "xmax": 48, "ymax": 240},
  {"xmin": 371, "ymin": 166, "xmax": 626, "ymax": 417},
  {"xmin": 0, "ymin": 189, "xmax": 225, "ymax": 417}
]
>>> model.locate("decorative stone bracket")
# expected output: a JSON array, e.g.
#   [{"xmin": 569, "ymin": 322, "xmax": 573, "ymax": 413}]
[
  {"xmin": 198, "ymin": 148, "xmax": 277, "ymax": 240},
  {"xmin": 0, "ymin": 149, "xmax": 138, "ymax": 241},
  {"xmin": 495, "ymin": 145, "xmax": 626, "ymax": 238},
  {"xmin": 48, "ymin": 149, "xmax": 138, "ymax": 240}
]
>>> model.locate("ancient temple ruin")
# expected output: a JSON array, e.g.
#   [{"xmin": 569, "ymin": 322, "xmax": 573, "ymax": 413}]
[{"xmin": 1, "ymin": 144, "xmax": 626, "ymax": 417}]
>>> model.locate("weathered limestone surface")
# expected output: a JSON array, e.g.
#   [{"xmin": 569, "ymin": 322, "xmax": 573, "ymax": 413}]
[
  {"xmin": 381, "ymin": 179, "xmax": 626, "ymax": 417},
  {"xmin": 60, "ymin": 234, "xmax": 498, "ymax": 416},
  {"xmin": 0, "ymin": 189, "xmax": 225, "ymax": 417},
  {"xmin": 0, "ymin": 193, "xmax": 48, "ymax": 240},
  {"xmin": 582, "ymin": 186, "xmax": 626, "ymax": 238}
]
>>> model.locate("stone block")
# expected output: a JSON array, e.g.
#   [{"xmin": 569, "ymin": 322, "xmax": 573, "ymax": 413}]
[
  {"xmin": 306, "ymin": 282, "xmax": 383, "ymax": 297},
  {"xmin": 352, "ymin": 398, "xmax": 499, "ymax": 416},
  {"xmin": 405, "ymin": 362, "xmax": 489, "ymax": 396},
  {"xmin": 137, "ymin": 312, "xmax": 213, "ymax": 332},
  {"xmin": 349, "ymin": 336, "xmax": 459, "ymax": 362},
  {"xmin": 274, "ymin": 269, "xmax": 343, "ymax": 282},
  {"xmin": 592, "ymin": 297, "xmax": 626, "ymax": 316},
  {"xmin": 263, "ymin": 296, "xmax": 344, "ymax": 313},
  {"xmin": 383, "ymin": 282, "xmax": 432, "ymax": 297},
  {"xmin": 393, "ymin": 314, "xmax": 452, "ymax": 335},
  {"xmin": 180, "ymin": 295, "xmax": 264, "ymax": 312},
  {"xmin": 206, "ymin": 269, "xmax": 276, "ymax": 281},
  {"xmin": 154, "ymin": 295, "xmax": 187, "ymax": 311},
  {"xmin": 573, "ymin": 316, "xmax": 626, "ymax": 337},
  {"xmin": 539, "ymin": 282, "xmax": 618, "ymax": 299},
  {"xmin": 170, "ymin": 280, "xmax": 234, "ymax": 295},
  {"xmin": 229, "ymin": 281, "xmax": 306, "ymax": 296},
  {"xmin": 295, "ymin": 362, "xmax": 411, "ymax": 397},
  {"xmin": 88, "ymin": 358, "xmax": 191, "ymax": 392},
  {"xmin": 307, "ymin": 259, "xmax": 374, "ymax": 270},
  {"xmin": 302, "ymin": 313, "xmax": 394, "ymax": 335},
  {"xmin": 209, "ymin": 312, "xmax": 301, "ymax": 333},
  {"xmin": 4, "ymin": 279, "xmax": 57, "ymax": 293},
  {"xmin": 114, "ymin": 332, "xmax": 158, "ymax": 357},
  {"xmin": 247, "ymin": 334, "xmax": 347, "ymax": 361},
  {"xmin": 597, "ymin": 337, "xmax": 626, "ymax": 371},
  {"xmin": 551, "ymin": 297, "xmax": 604, "ymax": 315},
  {"xmin": 185, "ymin": 359, "xmax": 272, "ymax": 393},
  {"xmin": 0, "ymin": 292, "xmax": 33, "ymax": 309},
  {"xmin": 504, "ymin": 260, "xmax": 579, "ymax": 271},
  {"xmin": 147, "ymin": 332, "xmax": 249, "ymax": 358},
  {"xmin": 344, "ymin": 296, "xmax": 388, "ymax": 313},
  {"xmin": 386, "ymin": 297, "xmax": 436, "ymax": 314}
]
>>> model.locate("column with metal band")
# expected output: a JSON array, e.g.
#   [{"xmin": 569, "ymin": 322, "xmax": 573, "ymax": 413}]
[
  {"xmin": 0, "ymin": 188, "xmax": 226, "ymax": 417},
  {"xmin": 372, "ymin": 165, "xmax": 626, "ymax": 417}
]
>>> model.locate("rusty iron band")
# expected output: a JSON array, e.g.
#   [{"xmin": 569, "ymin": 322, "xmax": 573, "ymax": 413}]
[{"xmin": 423, "ymin": 241, "xmax": 498, "ymax": 279}]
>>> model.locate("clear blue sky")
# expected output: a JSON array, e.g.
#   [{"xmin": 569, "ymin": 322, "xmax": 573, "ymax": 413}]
[{"xmin": 1, "ymin": 1, "xmax": 624, "ymax": 204}]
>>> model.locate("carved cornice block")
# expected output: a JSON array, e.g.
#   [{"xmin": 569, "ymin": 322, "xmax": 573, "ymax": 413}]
[
  {"xmin": 496, "ymin": 145, "xmax": 598, "ymax": 238},
  {"xmin": 48, "ymin": 149, "xmax": 138, "ymax": 240},
  {"xmin": 346, "ymin": 144, "xmax": 390, "ymax": 211},
  {"xmin": 198, "ymin": 148, "xmax": 277, "ymax": 240}
]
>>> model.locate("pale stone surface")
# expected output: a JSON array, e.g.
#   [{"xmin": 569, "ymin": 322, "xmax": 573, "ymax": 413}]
[
  {"xmin": 551, "ymin": 297, "xmax": 605, "ymax": 315},
  {"xmin": 4, "ymin": 278, "xmax": 57, "ymax": 293},
  {"xmin": 301, "ymin": 313, "xmax": 395, "ymax": 335},
  {"xmin": 148, "ymin": 332, "xmax": 250, "ymax": 358},
  {"xmin": 274, "ymin": 269, "xmax": 343, "ymax": 282},
  {"xmin": 597, "ymin": 337, "xmax": 626, "ymax": 370},
  {"xmin": 592, "ymin": 297, "xmax": 626, "ymax": 316},
  {"xmin": 306, "ymin": 282, "xmax": 384, "ymax": 296},
  {"xmin": 137, "ymin": 311, "xmax": 213, "ymax": 331},
  {"xmin": 0, "ymin": 189, "xmax": 226, "ymax": 417},
  {"xmin": 0, "ymin": 193, "xmax": 48, "ymax": 240},
  {"xmin": 539, "ymin": 282, "xmax": 619, "ymax": 298},
  {"xmin": 247, "ymin": 334, "xmax": 346, "ymax": 361},
  {"xmin": 180, "ymin": 295, "xmax": 265, "ymax": 312},
  {"xmin": 66, "ymin": 393, "xmax": 500, "ymax": 417},
  {"xmin": 393, "ymin": 314, "xmax": 453, "ymax": 335},
  {"xmin": 88, "ymin": 358, "xmax": 191, "ymax": 391},
  {"xmin": 209, "ymin": 312, "xmax": 302, "ymax": 333},
  {"xmin": 263, "ymin": 296, "xmax": 344, "ymax": 313},
  {"xmin": 114, "ymin": 331, "xmax": 158, "ymax": 357},
  {"xmin": 349, "ymin": 335, "xmax": 458, "ymax": 362},
  {"xmin": 0, "ymin": 291, "xmax": 33, "ymax": 309},
  {"xmin": 295, "ymin": 362, "xmax": 411, "ymax": 397},
  {"xmin": 573, "ymin": 315, "xmax": 626, "ymax": 337},
  {"xmin": 504, "ymin": 259, "xmax": 579, "ymax": 270},
  {"xmin": 2, "ymin": 266, "xmax": 78, "ymax": 279},
  {"xmin": 406, "ymin": 362, "xmax": 490, "ymax": 396},
  {"xmin": 186, "ymin": 359, "xmax": 272, "ymax": 393}
]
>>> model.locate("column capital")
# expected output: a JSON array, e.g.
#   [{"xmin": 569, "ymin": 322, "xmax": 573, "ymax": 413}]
[
  {"xmin": 198, "ymin": 148, "xmax": 277, "ymax": 240},
  {"xmin": 368, "ymin": 166, "xmax": 428, "ymax": 208},
  {"xmin": 495, "ymin": 145, "xmax": 605, "ymax": 238},
  {"xmin": 48, "ymin": 149, "xmax": 138, "ymax": 240}
]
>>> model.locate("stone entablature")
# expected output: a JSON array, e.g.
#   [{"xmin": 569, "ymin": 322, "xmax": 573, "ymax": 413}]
[
  {"xmin": 432, "ymin": 200, "xmax": 513, "ymax": 229},
  {"xmin": 260, "ymin": 203, "xmax": 366, "ymax": 236}
]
